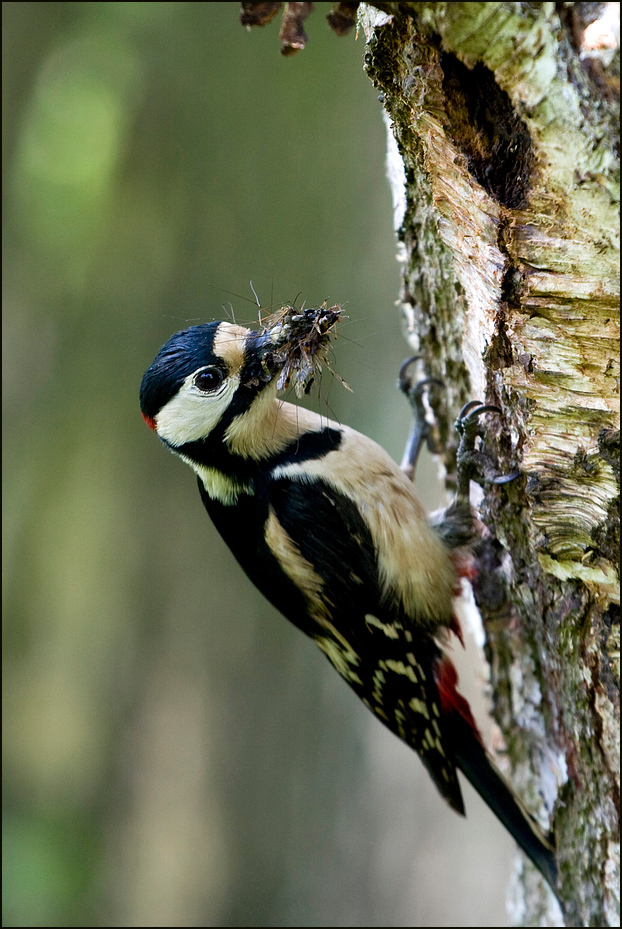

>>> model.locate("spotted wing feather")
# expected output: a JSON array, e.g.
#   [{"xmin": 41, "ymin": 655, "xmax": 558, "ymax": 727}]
[{"xmin": 267, "ymin": 476, "xmax": 465, "ymax": 813}]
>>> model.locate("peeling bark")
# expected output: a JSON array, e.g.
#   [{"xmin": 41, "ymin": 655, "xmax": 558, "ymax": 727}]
[{"xmin": 360, "ymin": 3, "xmax": 619, "ymax": 926}]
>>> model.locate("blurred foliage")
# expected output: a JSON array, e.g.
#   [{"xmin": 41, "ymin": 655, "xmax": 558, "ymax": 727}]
[{"xmin": 3, "ymin": 3, "xmax": 511, "ymax": 926}]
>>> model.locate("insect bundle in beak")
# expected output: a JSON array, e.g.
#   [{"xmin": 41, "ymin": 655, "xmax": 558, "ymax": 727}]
[{"xmin": 251, "ymin": 300, "xmax": 344, "ymax": 396}]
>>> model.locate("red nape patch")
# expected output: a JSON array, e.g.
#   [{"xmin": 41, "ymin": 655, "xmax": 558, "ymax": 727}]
[
  {"xmin": 142, "ymin": 412, "xmax": 157, "ymax": 432},
  {"xmin": 434, "ymin": 655, "xmax": 483, "ymax": 744}
]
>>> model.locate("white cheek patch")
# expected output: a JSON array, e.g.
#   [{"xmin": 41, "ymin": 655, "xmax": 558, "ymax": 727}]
[{"xmin": 156, "ymin": 371, "xmax": 240, "ymax": 447}]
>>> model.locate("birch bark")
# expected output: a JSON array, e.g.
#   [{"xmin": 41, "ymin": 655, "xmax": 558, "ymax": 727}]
[{"xmin": 360, "ymin": 3, "xmax": 619, "ymax": 926}]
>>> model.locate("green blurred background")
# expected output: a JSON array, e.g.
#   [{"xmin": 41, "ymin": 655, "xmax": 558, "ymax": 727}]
[{"xmin": 3, "ymin": 3, "xmax": 513, "ymax": 925}]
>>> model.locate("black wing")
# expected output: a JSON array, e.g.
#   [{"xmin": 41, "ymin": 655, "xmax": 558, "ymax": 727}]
[{"xmin": 268, "ymin": 476, "xmax": 465, "ymax": 813}]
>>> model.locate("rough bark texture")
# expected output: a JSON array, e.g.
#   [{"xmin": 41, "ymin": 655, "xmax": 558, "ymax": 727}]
[{"xmin": 360, "ymin": 3, "xmax": 619, "ymax": 927}]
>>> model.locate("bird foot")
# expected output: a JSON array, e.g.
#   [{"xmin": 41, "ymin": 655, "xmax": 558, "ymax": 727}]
[
  {"xmin": 455, "ymin": 401, "xmax": 519, "ymax": 501},
  {"xmin": 398, "ymin": 356, "xmax": 444, "ymax": 481}
]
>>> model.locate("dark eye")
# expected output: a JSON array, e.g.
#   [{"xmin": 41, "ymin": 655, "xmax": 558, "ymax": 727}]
[{"xmin": 194, "ymin": 367, "xmax": 224, "ymax": 392}]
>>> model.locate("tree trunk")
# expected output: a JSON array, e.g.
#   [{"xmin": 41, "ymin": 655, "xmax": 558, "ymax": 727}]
[{"xmin": 359, "ymin": 3, "xmax": 620, "ymax": 926}]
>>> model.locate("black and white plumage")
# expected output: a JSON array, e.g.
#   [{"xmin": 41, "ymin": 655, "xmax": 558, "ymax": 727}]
[{"xmin": 140, "ymin": 318, "xmax": 558, "ymax": 895}]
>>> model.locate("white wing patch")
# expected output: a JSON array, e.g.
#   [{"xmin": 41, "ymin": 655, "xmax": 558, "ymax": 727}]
[
  {"xmin": 265, "ymin": 507, "xmax": 328, "ymax": 618},
  {"xmin": 271, "ymin": 424, "xmax": 456, "ymax": 629}
]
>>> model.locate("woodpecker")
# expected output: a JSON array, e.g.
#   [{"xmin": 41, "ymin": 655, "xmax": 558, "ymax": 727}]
[{"xmin": 140, "ymin": 311, "xmax": 558, "ymax": 895}]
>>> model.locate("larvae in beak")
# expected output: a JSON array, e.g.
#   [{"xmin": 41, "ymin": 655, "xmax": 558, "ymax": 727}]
[{"xmin": 258, "ymin": 300, "xmax": 347, "ymax": 396}]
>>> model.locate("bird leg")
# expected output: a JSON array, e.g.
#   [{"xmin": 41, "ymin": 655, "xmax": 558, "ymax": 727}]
[
  {"xmin": 433, "ymin": 401, "xmax": 520, "ymax": 549},
  {"xmin": 399, "ymin": 366, "xmax": 519, "ymax": 548},
  {"xmin": 454, "ymin": 401, "xmax": 519, "ymax": 503},
  {"xmin": 398, "ymin": 356, "xmax": 443, "ymax": 482}
]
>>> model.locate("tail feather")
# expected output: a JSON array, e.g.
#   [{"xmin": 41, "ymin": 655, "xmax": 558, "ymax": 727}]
[{"xmin": 450, "ymin": 714, "xmax": 559, "ymax": 897}]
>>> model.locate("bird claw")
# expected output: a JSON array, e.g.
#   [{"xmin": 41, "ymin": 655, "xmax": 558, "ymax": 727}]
[
  {"xmin": 455, "ymin": 401, "xmax": 502, "ymax": 438},
  {"xmin": 398, "ymin": 357, "xmax": 444, "ymax": 480},
  {"xmin": 491, "ymin": 469, "xmax": 521, "ymax": 485},
  {"xmin": 399, "ymin": 356, "xmax": 443, "ymax": 405},
  {"xmin": 398, "ymin": 355, "xmax": 422, "ymax": 393},
  {"xmin": 399, "ymin": 362, "xmax": 519, "ymax": 495},
  {"xmin": 455, "ymin": 402, "xmax": 518, "ymax": 500}
]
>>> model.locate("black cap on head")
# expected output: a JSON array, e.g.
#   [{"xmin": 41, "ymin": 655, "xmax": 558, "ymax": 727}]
[{"xmin": 139, "ymin": 322, "xmax": 221, "ymax": 420}]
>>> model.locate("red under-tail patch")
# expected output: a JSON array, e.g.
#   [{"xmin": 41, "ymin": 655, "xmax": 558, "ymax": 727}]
[
  {"xmin": 142, "ymin": 412, "xmax": 157, "ymax": 431},
  {"xmin": 434, "ymin": 655, "xmax": 483, "ymax": 745},
  {"xmin": 451, "ymin": 549, "xmax": 477, "ymax": 583}
]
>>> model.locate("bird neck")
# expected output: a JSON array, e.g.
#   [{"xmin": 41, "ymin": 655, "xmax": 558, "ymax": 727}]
[
  {"xmin": 224, "ymin": 387, "xmax": 307, "ymax": 461},
  {"xmin": 176, "ymin": 392, "xmax": 338, "ymax": 505}
]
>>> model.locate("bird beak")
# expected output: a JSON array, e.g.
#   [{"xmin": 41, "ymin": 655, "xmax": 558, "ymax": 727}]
[
  {"xmin": 241, "ymin": 328, "xmax": 283, "ymax": 389},
  {"xmin": 244, "ymin": 302, "xmax": 342, "ymax": 396}
]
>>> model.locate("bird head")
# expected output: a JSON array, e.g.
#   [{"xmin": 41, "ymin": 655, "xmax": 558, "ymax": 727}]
[
  {"xmin": 140, "ymin": 303, "xmax": 342, "ymax": 452},
  {"xmin": 139, "ymin": 321, "xmax": 282, "ymax": 447}
]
